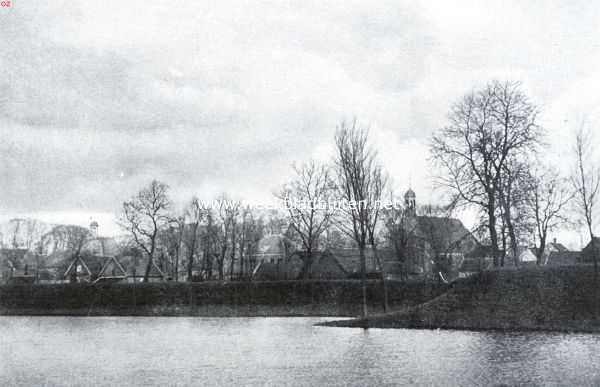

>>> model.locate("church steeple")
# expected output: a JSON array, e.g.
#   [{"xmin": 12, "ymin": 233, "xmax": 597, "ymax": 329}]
[{"xmin": 404, "ymin": 188, "xmax": 416, "ymax": 217}]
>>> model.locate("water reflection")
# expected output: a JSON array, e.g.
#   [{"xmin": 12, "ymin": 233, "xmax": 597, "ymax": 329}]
[{"xmin": 1, "ymin": 317, "xmax": 600, "ymax": 386}]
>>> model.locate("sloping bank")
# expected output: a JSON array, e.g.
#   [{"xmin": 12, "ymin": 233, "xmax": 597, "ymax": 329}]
[
  {"xmin": 321, "ymin": 266, "xmax": 600, "ymax": 332},
  {"xmin": 0, "ymin": 280, "xmax": 447, "ymax": 317}
]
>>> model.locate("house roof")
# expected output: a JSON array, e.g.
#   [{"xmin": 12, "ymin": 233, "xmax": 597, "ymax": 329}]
[
  {"xmin": 252, "ymin": 261, "xmax": 280, "ymax": 281},
  {"xmin": 288, "ymin": 250, "xmax": 350, "ymax": 276},
  {"xmin": 119, "ymin": 255, "xmax": 166, "ymax": 278},
  {"xmin": 64, "ymin": 255, "xmax": 111, "ymax": 277},
  {"xmin": 256, "ymin": 234, "xmax": 297, "ymax": 256},
  {"xmin": 327, "ymin": 248, "xmax": 392, "ymax": 273},
  {"xmin": 414, "ymin": 216, "xmax": 476, "ymax": 251},
  {"xmin": 98, "ymin": 257, "xmax": 127, "ymax": 278},
  {"xmin": 548, "ymin": 242, "xmax": 569, "ymax": 252},
  {"xmin": 583, "ymin": 237, "xmax": 600, "ymax": 251},
  {"xmin": 547, "ymin": 251, "xmax": 581, "ymax": 266}
]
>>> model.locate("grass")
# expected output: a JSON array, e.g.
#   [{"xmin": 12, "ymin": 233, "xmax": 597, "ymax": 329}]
[
  {"xmin": 321, "ymin": 265, "xmax": 600, "ymax": 332},
  {"xmin": 0, "ymin": 279, "xmax": 448, "ymax": 317}
]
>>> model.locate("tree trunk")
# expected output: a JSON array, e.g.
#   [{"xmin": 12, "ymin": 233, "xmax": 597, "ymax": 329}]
[
  {"xmin": 187, "ymin": 252, "xmax": 194, "ymax": 282},
  {"xmin": 144, "ymin": 253, "xmax": 153, "ymax": 283},
  {"xmin": 590, "ymin": 231, "xmax": 598, "ymax": 277},
  {"xmin": 301, "ymin": 249, "xmax": 313, "ymax": 280},
  {"xmin": 372, "ymin": 243, "xmax": 388, "ymax": 313},
  {"xmin": 537, "ymin": 234, "xmax": 547, "ymax": 265},
  {"xmin": 487, "ymin": 198, "xmax": 500, "ymax": 267},
  {"xmin": 174, "ymin": 246, "xmax": 179, "ymax": 281},
  {"xmin": 359, "ymin": 244, "xmax": 368, "ymax": 320}
]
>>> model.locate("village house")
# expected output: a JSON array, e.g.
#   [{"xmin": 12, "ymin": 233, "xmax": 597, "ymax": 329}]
[
  {"xmin": 64, "ymin": 254, "xmax": 127, "ymax": 283},
  {"xmin": 253, "ymin": 246, "xmax": 392, "ymax": 281},
  {"xmin": 547, "ymin": 251, "xmax": 582, "ymax": 266},
  {"xmin": 581, "ymin": 237, "xmax": 600, "ymax": 264}
]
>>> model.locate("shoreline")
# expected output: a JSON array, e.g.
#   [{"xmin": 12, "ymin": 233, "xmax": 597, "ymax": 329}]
[{"xmin": 320, "ymin": 266, "xmax": 600, "ymax": 334}]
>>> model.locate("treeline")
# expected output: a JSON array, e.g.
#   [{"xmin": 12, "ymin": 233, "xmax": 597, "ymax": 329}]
[{"xmin": 119, "ymin": 120, "xmax": 390, "ymax": 293}]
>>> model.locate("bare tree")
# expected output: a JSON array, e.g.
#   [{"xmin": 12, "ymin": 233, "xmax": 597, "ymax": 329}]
[
  {"xmin": 526, "ymin": 168, "xmax": 572, "ymax": 264},
  {"xmin": 278, "ymin": 160, "xmax": 335, "ymax": 279},
  {"xmin": 572, "ymin": 126, "xmax": 600, "ymax": 274},
  {"xmin": 182, "ymin": 197, "xmax": 205, "ymax": 282},
  {"xmin": 431, "ymin": 81, "xmax": 541, "ymax": 266},
  {"xmin": 171, "ymin": 216, "xmax": 185, "ymax": 281},
  {"xmin": 333, "ymin": 119, "xmax": 385, "ymax": 319},
  {"xmin": 120, "ymin": 180, "xmax": 172, "ymax": 282},
  {"xmin": 200, "ymin": 210, "xmax": 218, "ymax": 280},
  {"xmin": 212, "ymin": 195, "xmax": 240, "ymax": 280}
]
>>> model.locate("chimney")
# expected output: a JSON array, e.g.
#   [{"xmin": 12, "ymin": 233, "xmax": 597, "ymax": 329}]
[{"xmin": 553, "ymin": 238, "xmax": 557, "ymax": 245}]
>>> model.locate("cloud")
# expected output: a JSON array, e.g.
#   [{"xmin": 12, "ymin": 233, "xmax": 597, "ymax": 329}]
[{"xmin": 1, "ymin": 1, "xmax": 600, "ymax": 242}]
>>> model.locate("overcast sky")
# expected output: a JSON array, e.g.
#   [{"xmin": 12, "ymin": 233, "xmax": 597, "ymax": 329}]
[{"xmin": 2, "ymin": 1, "xmax": 600, "ymax": 241}]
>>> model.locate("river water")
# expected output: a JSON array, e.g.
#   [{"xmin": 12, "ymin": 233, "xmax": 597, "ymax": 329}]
[{"xmin": 1, "ymin": 316, "xmax": 599, "ymax": 386}]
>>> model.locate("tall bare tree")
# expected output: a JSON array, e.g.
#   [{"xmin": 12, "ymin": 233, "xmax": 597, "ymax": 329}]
[
  {"xmin": 183, "ymin": 197, "xmax": 205, "ymax": 281},
  {"xmin": 333, "ymin": 119, "xmax": 385, "ymax": 319},
  {"xmin": 431, "ymin": 80, "xmax": 541, "ymax": 266},
  {"xmin": 278, "ymin": 160, "xmax": 334, "ymax": 278},
  {"xmin": 526, "ymin": 168, "xmax": 572, "ymax": 264},
  {"xmin": 120, "ymin": 180, "xmax": 172, "ymax": 282},
  {"xmin": 572, "ymin": 126, "xmax": 600, "ymax": 274},
  {"xmin": 236, "ymin": 206, "xmax": 262, "ymax": 279}
]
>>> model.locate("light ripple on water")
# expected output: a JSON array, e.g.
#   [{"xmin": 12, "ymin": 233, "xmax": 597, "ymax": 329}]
[{"xmin": 1, "ymin": 316, "xmax": 600, "ymax": 386}]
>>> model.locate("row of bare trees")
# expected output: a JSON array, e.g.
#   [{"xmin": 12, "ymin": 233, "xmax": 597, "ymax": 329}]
[
  {"xmin": 118, "ymin": 121, "xmax": 388, "ymax": 318},
  {"xmin": 120, "ymin": 182, "xmax": 270, "ymax": 283}
]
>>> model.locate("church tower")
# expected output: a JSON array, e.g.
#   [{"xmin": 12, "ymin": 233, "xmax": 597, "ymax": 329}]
[{"xmin": 404, "ymin": 188, "xmax": 416, "ymax": 217}]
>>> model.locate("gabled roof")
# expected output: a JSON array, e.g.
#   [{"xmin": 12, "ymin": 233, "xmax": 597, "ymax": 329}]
[
  {"xmin": 548, "ymin": 242, "xmax": 569, "ymax": 253},
  {"xmin": 414, "ymin": 216, "xmax": 476, "ymax": 251},
  {"xmin": 64, "ymin": 255, "xmax": 112, "ymax": 277},
  {"xmin": 98, "ymin": 257, "xmax": 127, "ymax": 278},
  {"xmin": 547, "ymin": 251, "xmax": 581, "ymax": 266}
]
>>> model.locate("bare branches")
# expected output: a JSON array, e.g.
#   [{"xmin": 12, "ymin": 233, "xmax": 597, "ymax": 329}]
[
  {"xmin": 572, "ymin": 124, "xmax": 600, "ymax": 272},
  {"xmin": 277, "ymin": 159, "xmax": 334, "ymax": 278},
  {"xmin": 430, "ymin": 81, "xmax": 542, "ymax": 266},
  {"xmin": 526, "ymin": 168, "xmax": 573, "ymax": 264},
  {"xmin": 120, "ymin": 180, "xmax": 172, "ymax": 282},
  {"xmin": 333, "ymin": 119, "xmax": 387, "ymax": 318}
]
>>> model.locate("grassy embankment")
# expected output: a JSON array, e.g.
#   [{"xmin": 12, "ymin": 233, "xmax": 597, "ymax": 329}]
[
  {"xmin": 0, "ymin": 279, "xmax": 447, "ymax": 317},
  {"xmin": 322, "ymin": 265, "xmax": 600, "ymax": 332}
]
